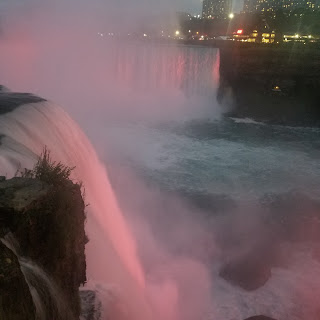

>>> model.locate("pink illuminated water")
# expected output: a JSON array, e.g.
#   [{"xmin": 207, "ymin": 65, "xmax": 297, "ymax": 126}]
[{"xmin": 0, "ymin": 102, "xmax": 153, "ymax": 319}]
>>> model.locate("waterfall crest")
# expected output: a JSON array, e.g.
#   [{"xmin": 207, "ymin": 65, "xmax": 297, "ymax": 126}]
[{"xmin": 0, "ymin": 98, "xmax": 153, "ymax": 319}]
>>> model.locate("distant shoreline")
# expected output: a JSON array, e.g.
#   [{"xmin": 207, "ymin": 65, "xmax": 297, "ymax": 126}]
[{"xmin": 217, "ymin": 44, "xmax": 320, "ymax": 127}]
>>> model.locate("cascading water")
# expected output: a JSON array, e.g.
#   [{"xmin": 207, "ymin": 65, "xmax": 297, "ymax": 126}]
[
  {"xmin": 1, "ymin": 35, "xmax": 320, "ymax": 320},
  {"xmin": 0, "ymin": 95, "xmax": 154, "ymax": 319},
  {"xmin": 0, "ymin": 42, "xmax": 222, "ymax": 320},
  {"xmin": 109, "ymin": 44, "xmax": 220, "ymax": 96},
  {"xmin": 1, "ymin": 233, "xmax": 73, "ymax": 320}
]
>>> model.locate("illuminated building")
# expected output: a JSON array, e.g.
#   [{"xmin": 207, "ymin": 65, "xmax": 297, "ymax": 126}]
[
  {"xmin": 202, "ymin": 0, "xmax": 232, "ymax": 18},
  {"xmin": 243, "ymin": 0, "xmax": 318, "ymax": 13},
  {"xmin": 232, "ymin": 29, "xmax": 277, "ymax": 43},
  {"xmin": 232, "ymin": 29, "xmax": 320, "ymax": 43}
]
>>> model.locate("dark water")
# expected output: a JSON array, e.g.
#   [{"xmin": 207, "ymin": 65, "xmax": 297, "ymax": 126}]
[
  {"xmin": 103, "ymin": 116, "xmax": 320, "ymax": 320},
  {"xmin": 105, "ymin": 118, "xmax": 320, "ymax": 200},
  {"xmin": 1, "ymin": 40, "xmax": 319, "ymax": 320}
]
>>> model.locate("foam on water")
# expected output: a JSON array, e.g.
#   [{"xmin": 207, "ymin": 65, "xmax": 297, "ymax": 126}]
[
  {"xmin": 99, "ymin": 121, "xmax": 320, "ymax": 199},
  {"xmin": 0, "ymin": 31, "xmax": 319, "ymax": 319},
  {"xmin": 99, "ymin": 119, "xmax": 320, "ymax": 320}
]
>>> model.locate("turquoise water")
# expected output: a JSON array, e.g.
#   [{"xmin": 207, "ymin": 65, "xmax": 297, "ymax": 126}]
[
  {"xmin": 103, "ymin": 118, "xmax": 320, "ymax": 201},
  {"xmin": 101, "ymin": 117, "xmax": 320, "ymax": 320}
]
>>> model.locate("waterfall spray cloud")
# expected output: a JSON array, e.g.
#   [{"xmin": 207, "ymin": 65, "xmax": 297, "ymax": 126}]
[
  {"xmin": 0, "ymin": 0, "xmax": 221, "ymax": 124},
  {"xmin": 0, "ymin": 1, "xmax": 220, "ymax": 319},
  {"xmin": 1, "ymin": 2, "xmax": 320, "ymax": 319}
]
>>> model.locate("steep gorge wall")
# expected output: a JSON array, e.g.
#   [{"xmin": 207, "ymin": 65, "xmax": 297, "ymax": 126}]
[
  {"xmin": 0, "ymin": 176, "xmax": 87, "ymax": 319},
  {"xmin": 218, "ymin": 45, "xmax": 320, "ymax": 125}
]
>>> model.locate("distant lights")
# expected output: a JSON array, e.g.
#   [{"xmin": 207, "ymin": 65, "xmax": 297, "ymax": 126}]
[
  {"xmin": 237, "ymin": 29, "xmax": 243, "ymax": 34},
  {"xmin": 175, "ymin": 30, "xmax": 180, "ymax": 36},
  {"xmin": 143, "ymin": 33, "xmax": 147, "ymax": 37},
  {"xmin": 272, "ymin": 85, "xmax": 281, "ymax": 92},
  {"xmin": 295, "ymin": 33, "xmax": 299, "ymax": 38},
  {"xmin": 229, "ymin": 13, "xmax": 234, "ymax": 19}
]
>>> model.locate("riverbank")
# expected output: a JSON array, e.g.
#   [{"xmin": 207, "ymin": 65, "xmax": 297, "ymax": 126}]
[{"xmin": 217, "ymin": 44, "xmax": 320, "ymax": 126}]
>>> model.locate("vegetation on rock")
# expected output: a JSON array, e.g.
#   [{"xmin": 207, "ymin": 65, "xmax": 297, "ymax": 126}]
[
  {"xmin": 18, "ymin": 147, "xmax": 75, "ymax": 186},
  {"xmin": 0, "ymin": 150, "xmax": 87, "ymax": 319}
]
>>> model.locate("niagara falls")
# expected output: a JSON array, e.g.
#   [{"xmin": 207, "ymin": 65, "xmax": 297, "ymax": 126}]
[{"xmin": 0, "ymin": 0, "xmax": 320, "ymax": 320}]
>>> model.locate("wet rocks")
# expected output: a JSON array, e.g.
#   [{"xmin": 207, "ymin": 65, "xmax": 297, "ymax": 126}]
[
  {"xmin": 219, "ymin": 191, "xmax": 320, "ymax": 291},
  {"xmin": 244, "ymin": 316, "xmax": 277, "ymax": 320},
  {"xmin": 0, "ymin": 91, "xmax": 46, "ymax": 115},
  {"xmin": 80, "ymin": 290, "xmax": 102, "ymax": 320},
  {"xmin": 219, "ymin": 249, "xmax": 272, "ymax": 291},
  {"xmin": 0, "ymin": 177, "xmax": 87, "ymax": 319},
  {"xmin": 0, "ymin": 241, "xmax": 36, "ymax": 320}
]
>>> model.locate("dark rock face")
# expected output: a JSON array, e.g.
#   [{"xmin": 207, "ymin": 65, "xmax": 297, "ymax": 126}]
[
  {"xmin": 0, "ymin": 177, "xmax": 87, "ymax": 319},
  {"xmin": 219, "ymin": 250, "xmax": 272, "ymax": 291},
  {"xmin": 244, "ymin": 316, "xmax": 277, "ymax": 320},
  {"xmin": 219, "ymin": 46, "xmax": 320, "ymax": 126},
  {"xmin": 80, "ymin": 290, "xmax": 102, "ymax": 320},
  {"xmin": 0, "ymin": 91, "xmax": 46, "ymax": 115},
  {"xmin": 0, "ymin": 241, "xmax": 36, "ymax": 320},
  {"xmin": 219, "ymin": 191, "xmax": 320, "ymax": 291}
]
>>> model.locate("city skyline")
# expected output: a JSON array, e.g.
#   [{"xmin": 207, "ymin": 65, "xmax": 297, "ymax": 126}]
[
  {"xmin": 202, "ymin": 0, "xmax": 233, "ymax": 18},
  {"xmin": 0, "ymin": 0, "xmax": 244, "ymax": 16},
  {"xmin": 179, "ymin": 0, "xmax": 243, "ymax": 14}
]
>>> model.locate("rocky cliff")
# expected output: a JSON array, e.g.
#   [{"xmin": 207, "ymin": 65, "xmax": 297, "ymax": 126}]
[
  {"xmin": 0, "ymin": 176, "xmax": 87, "ymax": 319},
  {"xmin": 218, "ymin": 44, "xmax": 320, "ymax": 126}
]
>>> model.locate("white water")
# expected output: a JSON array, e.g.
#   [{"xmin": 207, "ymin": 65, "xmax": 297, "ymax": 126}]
[
  {"xmin": 0, "ymin": 43, "xmax": 222, "ymax": 320},
  {"xmin": 1, "ymin": 234, "xmax": 73, "ymax": 320},
  {"xmin": 0, "ymin": 34, "xmax": 319, "ymax": 320},
  {"xmin": 0, "ymin": 102, "xmax": 155, "ymax": 319},
  {"xmin": 101, "ymin": 119, "xmax": 320, "ymax": 320}
]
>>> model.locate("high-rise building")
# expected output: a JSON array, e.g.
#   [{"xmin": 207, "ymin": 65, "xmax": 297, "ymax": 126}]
[
  {"xmin": 243, "ymin": 0, "xmax": 257, "ymax": 12},
  {"xmin": 202, "ymin": 0, "xmax": 232, "ymax": 18},
  {"xmin": 243, "ymin": 0, "xmax": 318, "ymax": 12}
]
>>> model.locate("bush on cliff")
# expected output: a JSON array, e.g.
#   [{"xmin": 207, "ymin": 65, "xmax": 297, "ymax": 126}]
[
  {"xmin": 18, "ymin": 147, "xmax": 75, "ymax": 186},
  {"xmin": 8, "ymin": 148, "xmax": 88, "ymax": 318}
]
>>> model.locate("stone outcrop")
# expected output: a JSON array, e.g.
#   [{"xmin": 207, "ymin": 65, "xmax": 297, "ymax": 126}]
[
  {"xmin": 80, "ymin": 290, "xmax": 102, "ymax": 320},
  {"xmin": 244, "ymin": 316, "xmax": 277, "ymax": 320},
  {"xmin": 219, "ymin": 191, "xmax": 320, "ymax": 291},
  {"xmin": 0, "ymin": 91, "xmax": 46, "ymax": 115},
  {"xmin": 218, "ymin": 45, "xmax": 320, "ymax": 126},
  {"xmin": 0, "ymin": 176, "xmax": 87, "ymax": 319},
  {"xmin": 0, "ymin": 241, "xmax": 36, "ymax": 320},
  {"xmin": 219, "ymin": 248, "xmax": 272, "ymax": 291}
]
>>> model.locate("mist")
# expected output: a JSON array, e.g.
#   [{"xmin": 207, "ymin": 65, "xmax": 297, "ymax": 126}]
[
  {"xmin": 0, "ymin": 1, "xmax": 221, "ymax": 319},
  {"xmin": 1, "ymin": 1, "xmax": 319, "ymax": 320}
]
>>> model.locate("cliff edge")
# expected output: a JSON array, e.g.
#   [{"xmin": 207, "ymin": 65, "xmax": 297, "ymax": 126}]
[{"xmin": 0, "ymin": 175, "xmax": 87, "ymax": 319}]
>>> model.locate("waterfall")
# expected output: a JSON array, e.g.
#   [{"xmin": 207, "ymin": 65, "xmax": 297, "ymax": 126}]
[
  {"xmin": 109, "ymin": 44, "xmax": 220, "ymax": 96},
  {"xmin": 1, "ymin": 234, "xmax": 74, "ymax": 320},
  {"xmin": 0, "ymin": 43, "xmax": 221, "ymax": 319},
  {"xmin": 0, "ymin": 97, "xmax": 153, "ymax": 319}
]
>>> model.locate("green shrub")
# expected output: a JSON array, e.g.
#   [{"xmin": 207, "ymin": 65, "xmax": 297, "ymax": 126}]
[{"xmin": 19, "ymin": 147, "xmax": 75, "ymax": 186}]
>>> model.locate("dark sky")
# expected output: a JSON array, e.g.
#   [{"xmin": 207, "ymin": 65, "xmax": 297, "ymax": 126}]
[{"xmin": 0, "ymin": 0, "xmax": 243, "ymax": 17}]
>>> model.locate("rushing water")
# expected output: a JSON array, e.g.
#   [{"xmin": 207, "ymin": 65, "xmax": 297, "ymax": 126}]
[
  {"xmin": 1, "ymin": 234, "xmax": 73, "ymax": 320},
  {"xmin": 0, "ymin": 42, "xmax": 320, "ymax": 320},
  {"xmin": 100, "ymin": 118, "xmax": 320, "ymax": 320}
]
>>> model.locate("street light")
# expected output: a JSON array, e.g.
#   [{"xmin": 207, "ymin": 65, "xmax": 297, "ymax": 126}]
[
  {"xmin": 175, "ymin": 30, "xmax": 180, "ymax": 36},
  {"xmin": 229, "ymin": 13, "xmax": 234, "ymax": 19}
]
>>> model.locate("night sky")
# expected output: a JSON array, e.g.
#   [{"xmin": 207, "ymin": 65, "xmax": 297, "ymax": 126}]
[{"xmin": 0, "ymin": 0, "xmax": 243, "ymax": 16}]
